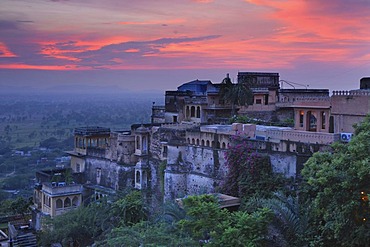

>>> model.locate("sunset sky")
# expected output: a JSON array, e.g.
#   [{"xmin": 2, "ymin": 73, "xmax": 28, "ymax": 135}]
[{"xmin": 1, "ymin": 0, "xmax": 369, "ymax": 94}]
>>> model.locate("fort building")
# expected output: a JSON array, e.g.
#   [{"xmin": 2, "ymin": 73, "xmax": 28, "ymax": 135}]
[{"xmin": 32, "ymin": 72, "xmax": 370, "ymax": 221}]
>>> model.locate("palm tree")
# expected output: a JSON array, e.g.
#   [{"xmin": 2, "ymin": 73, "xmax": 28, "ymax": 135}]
[
  {"xmin": 222, "ymin": 82, "xmax": 253, "ymax": 117},
  {"xmin": 156, "ymin": 202, "xmax": 186, "ymax": 224},
  {"xmin": 246, "ymin": 191, "xmax": 311, "ymax": 247}
]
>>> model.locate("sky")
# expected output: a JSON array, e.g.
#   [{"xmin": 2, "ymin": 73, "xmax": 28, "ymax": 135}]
[{"xmin": 0, "ymin": 0, "xmax": 370, "ymax": 95}]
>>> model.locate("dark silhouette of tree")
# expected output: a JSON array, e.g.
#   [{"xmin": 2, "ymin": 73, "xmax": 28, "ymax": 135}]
[{"xmin": 219, "ymin": 75, "xmax": 253, "ymax": 116}]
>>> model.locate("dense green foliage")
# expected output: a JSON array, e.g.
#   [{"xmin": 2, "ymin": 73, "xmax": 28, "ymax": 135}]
[
  {"xmin": 105, "ymin": 221, "xmax": 196, "ymax": 247},
  {"xmin": 39, "ymin": 190, "xmax": 148, "ymax": 246},
  {"xmin": 178, "ymin": 194, "xmax": 229, "ymax": 240},
  {"xmin": 39, "ymin": 192, "xmax": 273, "ymax": 246},
  {"xmin": 111, "ymin": 190, "xmax": 148, "ymax": 227},
  {"xmin": 246, "ymin": 192, "xmax": 311, "ymax": 247},
  {"xmin": 0, "ymin": 196, "xmax": 31, "ymax": 216},
  {"xmin": 178, "ymin": 194, "xmax": 273, "ymax": 247},
  {"xmin": 300, "ymin": 115, "xmax": 370, "ymax": 246},
  {"xmin": 40, "ymin": 199, "xmax": 112, "ymax": 247}
]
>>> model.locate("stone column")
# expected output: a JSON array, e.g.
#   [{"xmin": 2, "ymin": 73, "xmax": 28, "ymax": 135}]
[
  {"xmin": 325, "ymin": 110, "xmax": 330, "ymax": 132},
  {"xmin": 303, "ymin": 110, "xmax": 308, "ymax": 131},
  {"xmin": 316, "ymin": 110, "xmax": 322, "ymax": 132},
  {"xmin": 294, "ymin": 110, "xmax": 300, "ymax": 129}
]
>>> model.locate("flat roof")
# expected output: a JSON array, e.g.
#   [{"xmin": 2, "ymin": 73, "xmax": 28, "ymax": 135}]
[
  {"xmin": 200, "ymin": 125, "xmax": 232, "ymax": 133},
  {"xmin": 74, "ymin": 127, "xmax": 110, "ymax": 136},
  {"xmin": 290, "ymin": 105, "xmax": 331, "ymax": 109}
]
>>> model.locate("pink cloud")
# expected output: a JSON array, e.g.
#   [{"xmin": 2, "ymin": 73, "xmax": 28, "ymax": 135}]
[
  {"xmin": 0, "ymin": 42, "xmax": 17, "ymax": 57},
  {"xmin": 192, "ymin": 0, "xmax": 214, "ymax": 3}
]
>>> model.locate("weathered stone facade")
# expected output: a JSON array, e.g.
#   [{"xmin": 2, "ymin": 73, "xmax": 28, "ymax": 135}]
[
  {"xmin": 164, "ymin": 144, "xmax": 228, "ymax": 200},
  {"xmin": 84, "ymin": 158, "xmax": 134, "ymax": 190}
]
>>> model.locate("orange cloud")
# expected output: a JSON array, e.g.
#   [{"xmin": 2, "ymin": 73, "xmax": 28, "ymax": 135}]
[
  {"xmin": 124, "ymin": 49, "xmax": 140, "ymax": 53},
  {"xmin": 192, "ymin": 0, "xmax": 214, "ymax": 3},
  {"xmin": 40, "ymin": 47, "xmax": 81, "ymax": 62},
  {"xmin": 119, "ymin": 18, "xmax": 185, "ymax": 26},
  {"xmin": 0, "ymin": 64, "xmax": 87, "ymax": 70}
]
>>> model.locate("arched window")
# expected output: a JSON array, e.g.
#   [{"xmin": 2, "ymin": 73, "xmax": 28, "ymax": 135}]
[
  {"xmin": 217, "ymin": 141, "xmax": 220, "ymax": 148},
  {"xmin": 136, "ymin": 136, "xmax": 140, "ymax": 149},
  {"xmin": 56, "ymin": 199, "xmax": 63, "ymax": 209},
  {"xmin": 64, "ymin": 197, "xmax": 71, "ymax": 207},
  {"xmin": 196, "ymin": 139, "xmax": 200, "ymax": 145},
  {"xmin": 307, "ymin": 111, "xmax": 317, "ymax": 132},
  {"xmin": 191, "ymin": 106, "xmax": 195, "ymax": 117},
  {"xmin": 222, "ymin": 142, "xmax": 226, "ymax": 149},
  {"xmin": 192, "ymin": 138, "xmax": 195, "ymax": 144},
  {"xmin": 196, "ymin": 106, "xmax": 201, "ymax": 118},
  {"xmin": 136, "ymin": 171, "xmax": 141, "ymax": 184},
  {"xmin": 201, "ymin": 140, "xmax": 205, "ymax": 146},
  {"xmin": 206, "ymin": 140, "xmax": 210, "ymax": 147},
  {"xmin": 72, "ymin": 196, "xmax": 79, "ymax": 207}
]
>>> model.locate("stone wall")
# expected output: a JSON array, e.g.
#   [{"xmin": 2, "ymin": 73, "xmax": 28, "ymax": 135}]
[
  {"xmin": 269, "ymin": 153, "xmax": 297, "ymax": 177},
  {"xmin": 164, "ymin": 145, "xmax": 227, "ymax": 200},
  {"xmin": 331, "ymin": 91, "xmax": 370, "ymax": 133},
  {"xmin": 85, "ymin": 157, "xmax": 135, "ymax": 190},
  {"xmin": 148, "ymin": 159, "xmax": 164, "ymax": 211}
]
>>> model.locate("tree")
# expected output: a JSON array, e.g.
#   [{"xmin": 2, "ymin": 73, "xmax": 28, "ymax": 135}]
[
  {"xmin": 111, "ymin": 190, "xmax": 148, "ymax": 227},
  {"xmin": 178, "ymin": 194, "xmax": 272, "ymax": 246},
  {"xmin": 105, "ymin": 221, "xmax": 196, "ymax": 247},
  {"xmin": 245, "ymin": 191, "xmax": 311, "ymax": 247},
  {"xmin": 301, "ymin": 115, "xmax": 370, "ymax": 246},
  {"xmin": 209, "ymin": 208, "xmax": 272, "ymax": 247},
  {"xmin": 219, "ymin": 79, "xmax": 253, "ymax": 117},
  {"xmin": 39, "ymin": 201, "xmax": 112, "ymax": 247},
  {"xmin": 0, "ymin": 197, "xmax": 31, "ymax": 216},
  {"xmin": 39, "ymin": 191, "xmax": 148, "ymax": 246},
  {"xmin": 178, "ymin": 194, "xmax": 228, "ymax": 240}
]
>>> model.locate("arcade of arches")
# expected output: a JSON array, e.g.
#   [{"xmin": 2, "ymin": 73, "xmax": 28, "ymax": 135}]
[{"xmin": 294, "ymin": 108, "xmax": 330, "ymax": 132}]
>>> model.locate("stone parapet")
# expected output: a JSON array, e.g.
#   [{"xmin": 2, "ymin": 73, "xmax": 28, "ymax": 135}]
[
  {"xmin": 332, "ymin": 90, "xmax": 370, "ymax": 96},
  {"xmin": 265, "ymin": 129, "xmax": 336, "ymax": 144},
  {"xmin": 42, "ymin": 183, "xmax": 82, "ymax": 197}
]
